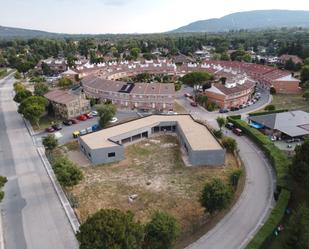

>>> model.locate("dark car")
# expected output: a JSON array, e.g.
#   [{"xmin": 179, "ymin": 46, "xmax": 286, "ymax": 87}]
[
  {"xmin": 190, "ymin": 102, "xmax": 198, "ymax": 107},
  {"xmin": 225, "ymin": 122, "xmax": 234, "ymax": 130},
  {"xmin": 63, "ymin": 120, "xmax": 73, "ymax": 126},
  {"xmin": 52, "ymin": 123, "xmax": 62, "ymax": 131},
  {"xmin": 230, "ymin": 107, "xmax": 240, "ymax": 111},
  {"xmin": 219, "ymin": 108, "xmax": 229, "ymax": 113},
  {"xmin": 45, "ymin": 126, "xmax": 55, "ymax": 133}
]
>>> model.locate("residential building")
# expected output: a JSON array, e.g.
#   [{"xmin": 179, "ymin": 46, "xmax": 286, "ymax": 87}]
[
  {"xmin": 278, "ymin": 54, "xmax": 303, "ymax": 65},
  {"xmin": 249, "ymin": 111, "xmax": 309, "ymax": 138},
  {"xmin": 44, "ymin": 90, "xmax": 91, "ymax": 119}
]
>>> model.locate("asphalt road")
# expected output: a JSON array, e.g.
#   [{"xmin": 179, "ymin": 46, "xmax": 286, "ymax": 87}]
[{"xmin": 0, "ymin": 75, "xmax": 78, "ymax": 249}]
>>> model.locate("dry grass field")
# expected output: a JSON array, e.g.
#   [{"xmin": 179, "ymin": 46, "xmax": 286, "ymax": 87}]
[{"xmin": 66, "ymin": 135, "xmax": 241, "ymax": 243}]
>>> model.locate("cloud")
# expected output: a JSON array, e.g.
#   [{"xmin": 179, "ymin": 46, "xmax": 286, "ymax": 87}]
[{"xmin": 99, "ymin": 0, "xmax": 132, "ymax": 6}]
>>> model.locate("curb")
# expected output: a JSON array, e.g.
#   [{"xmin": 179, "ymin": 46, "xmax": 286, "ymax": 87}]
[
  {"xmin": 0, "ymin": 210, "xmax": 4, "ymax": 249},
  {"xmin": 23, "ymin": 118, "xmax": 80, "ymax": 234}
]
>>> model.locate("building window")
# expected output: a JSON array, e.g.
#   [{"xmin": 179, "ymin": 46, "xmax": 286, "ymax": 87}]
[{"xmin": 108, "ymin": 152, "xmax": 116, "ymax": 157}]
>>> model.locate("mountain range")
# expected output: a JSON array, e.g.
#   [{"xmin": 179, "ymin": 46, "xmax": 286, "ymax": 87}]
[
  {"xmin": 1, "ymin": 10, "xmax": 309, "ymax": 39},
  {"xmin": 171, "ymin": 10, "xmax": 309, "ymax": 32}
]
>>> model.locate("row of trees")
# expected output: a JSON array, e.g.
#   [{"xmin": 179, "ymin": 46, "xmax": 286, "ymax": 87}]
[{"xmin": 77, "ymin": 209, "xmax": 180, "ymax": 249}]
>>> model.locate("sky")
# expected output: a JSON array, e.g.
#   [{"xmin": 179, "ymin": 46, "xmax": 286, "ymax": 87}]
[{"xmin": 1, "ymin": 0, "xmax": 309, "ymax": 34}]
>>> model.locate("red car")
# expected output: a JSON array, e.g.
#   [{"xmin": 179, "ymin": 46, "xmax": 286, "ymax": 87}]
[
  {"xmin": 190, "ymin": 102, "xmax": 198, "ymax": 107},
  {"xmin": 78, "ymin": 115, "xmax": 87, "ymax": 121}
]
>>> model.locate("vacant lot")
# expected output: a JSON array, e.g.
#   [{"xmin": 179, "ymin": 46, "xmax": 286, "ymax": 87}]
[
  {"xmin": 271, "ymin": 93, "xmax": 309, "ymax": 112},
  {"xmin": 68, "ymin": 135, "xmax": 241, "ymax": 245}
]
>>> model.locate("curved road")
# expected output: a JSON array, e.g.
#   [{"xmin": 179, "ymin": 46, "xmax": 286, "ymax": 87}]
[
  {"xmin": 0, "ymin": 75, "xmax": 78, "ymax": 249},
  {"xmin": 187, "ymin": 132, "xmax": 275, "ymax": 249},
  {"xmin": 177, "ymin": 90, "xmax": 276, "ymax": 249}
]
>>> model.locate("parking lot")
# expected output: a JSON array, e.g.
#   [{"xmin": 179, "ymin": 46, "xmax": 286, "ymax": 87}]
[{"xmin": 35, "ymin": 110, "xmax": 140, "ymax": 146}]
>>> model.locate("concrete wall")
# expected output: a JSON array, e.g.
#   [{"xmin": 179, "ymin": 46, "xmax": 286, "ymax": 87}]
[
  {"xmin": 189, "ymin": 149, "xmax": 225, "ymax": 166},
  {"xmin": 91, "ymin": 146, "xmax": 125, "ymax": 165}
]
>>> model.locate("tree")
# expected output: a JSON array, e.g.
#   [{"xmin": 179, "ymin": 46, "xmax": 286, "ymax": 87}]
[
  {"xmin": 284, "ymin": 58, "xmax": 297, "ymax": 71},
  {"xmin": 213, "ymin": 129, "xmax": 223, "ymax": 139},
  {"xmin": 96, "ymin": 104, "xmax": 117, "ymax": 128},
  {"xmin": 13, "ymin": 89, "xmax": 32, "ymax": 103},
  {"xmin": 143, "ymin": 211, "xmax": 180, "ymax": 249},
  {"xmin": 290, "ymin": 139, "xmax": 309, "ymax": 183},
  {"xmin": 216, "ymin": 117, "xmax": 226, "ymax": 131},
  {"xmin": 220, "ymin": 52, "xmax": 230, "ymax": 61},
  {"xmin": 34, "ymin": 82, "xmax": 49, "ymax": 96},
  {"xmin": 264, "ymin": 104, "xmax": 276, "ymax": 111},
  {"xmin": 77, "ymin": 209, "xmax": 144, "ymax": 249},
  {"xmin": 301, "ymin": 66, "xmax": 309, "ymax": 83},
  {"xmin": 52, "ymin": 157, "xmax": 83, "ymax": 187},
  {"xmin": 270, "ymin": 86, "xmax": 277, "ymax": 95},
  {"xmin": 130, "ymin": 48, "xmax": 141, "ymax": 60},
  {"xmin": 41, "ymin": 62, "xmax": 52, "ymax": 76},
  {"xmin": 284, "ymin": 204, "xmax": 309, "ymax": 249},
  {"xmin": 14, "ymin": 71, "xmax": 22, "ymax": 79},
  {"xmin": 18, "ymin": 96, "xmax": 48, "ymax": 128},
  {"xmin": 222, "ymin": 137, "xmax": 237, "ymax": 153},
  {"xmin": 195, "ymin": 94, "xmax": 208, "ymax": 107},
  {"xmin": 304, "ymin": 58, "xmax": 309, "ymax": 66},
  {"xmin": 0, "ymin": 176, "xmax": 7, "ymax": 202},
  {"xmin": 200, "ymin": 178, "xmax": 233, "ymax": 214},
  {"xmin": 58, "ymin": 78, "xmax": 73, "ymax": 88},
  {"xmin": 182, "ymin": 72, "xmax": 213, "ymax": 97},
  {"xmin": 303, "ymin": 90, "xmax": 309, "ymax": 101},
  {"xmin": 42, "ymin": 134, "xmax": 58, "ymax": 152}
]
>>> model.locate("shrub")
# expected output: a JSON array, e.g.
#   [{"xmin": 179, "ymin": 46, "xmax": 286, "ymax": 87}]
[
  {"xmin": 52, "ymin": 157, "xmax": 83, "ymax": 187},
  {"xmin": 42, "ymin": 134, "xmax": 58, "ymax": 151},
  {"xmin": 222, "ymin": 137, "xmax": 237, "ymax": 153},
  {"xmin": 206, "ymin": 102, "xmax": 216, "ymax": 111},
  {"xmin": 230, "ymin": 169, "xmax": 243, "ymax": 187},
  {"xmin": 200, "ymin": 178, "xmax": 233, "ymax": 214},
  {"xmin": 264, "ymin": 104, "xmax": 276, "ymax": 111},
  {"xmin": 213, "ymin": 129, "xmax": 223, "ymax": 139},
  {"xmin": 248, "ymin": 109, "xmax": 288, "ymax": 117}
]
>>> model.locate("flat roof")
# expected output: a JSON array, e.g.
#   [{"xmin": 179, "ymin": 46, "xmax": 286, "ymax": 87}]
[{"xmin": 80, "ymin": 115, "xmax": 222, "ymax": 151}]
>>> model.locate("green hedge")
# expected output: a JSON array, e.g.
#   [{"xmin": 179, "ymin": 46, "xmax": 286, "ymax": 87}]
[
  {"xmin": 246, "ymin": 189, "xmax": 291, "ymax": 249},
  {"xmin": 248, "ymin": 109, "xmax": 289, "ymax": 117},
  {"xmin": 226, "ymin": 117, "xmax": 290, "ymax": 190}
]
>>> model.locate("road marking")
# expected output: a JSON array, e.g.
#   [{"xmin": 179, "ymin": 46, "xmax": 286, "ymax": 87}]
[{"xmin": 0, "ymin": 209, "xmax": 5, "ymax": 249}]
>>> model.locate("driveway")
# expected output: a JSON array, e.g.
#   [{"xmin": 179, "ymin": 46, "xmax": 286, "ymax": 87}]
[{"xmin": 0, "ymin": 75, "xmax": 78, "ymax": 249}]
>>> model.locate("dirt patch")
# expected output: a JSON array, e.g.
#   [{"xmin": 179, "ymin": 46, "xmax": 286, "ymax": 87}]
[{"xmin": 68, "ymin": 135, "xmax": 242, "ymax": 246}]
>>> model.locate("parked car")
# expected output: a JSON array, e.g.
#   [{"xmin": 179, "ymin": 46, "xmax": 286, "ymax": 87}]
[
  {"xmin": 70, "ymin": 119, "xmax": 79, "ymax": 124},
  {"xmin": 72, "ymin": 131, "xmax": 80, "ymax": 139},
  {"xmin": 78, "ymin": 115, "xmax": 87, "ymax": 121},
  {"xmin": 45, "ymin": 126, "xmax": 55, "ymax": 133},
  {"xmin": 79, "ymin": 129, "xmax": 87, "ymax": 136},
  {"xmin": 110, "ymin": 117, "xmax": 118, "ymax": 123},
  {"xmin": 52, "ymin": 123, "xmax": 62, "ymax": 131},
  {"xmin": 232, "ymin": 128, "xmax": 243, "ymax": 136},
  {"xmin": 225, "ymin": 122, "xmax": 234, "ymax": 130},
  {"xmin": 90, "ymin": 110, "xmax": 98, "ymax": 116},
  {"xmin": 219, "ymin": 108, "xmax": 229, "ymax": 113},
  {"xmin": 230, "ymin": 106, "xmax": 240, "ymax": 111},
  {"xmin": 190, "ymin": 102, "xmax": 198, "ymax": 107},
  {"xmin": 63, "ymin": 120, "xmax": 73, "ymax": 126},
  {"xmin": 85, "ymin": 113, "xmax": 93, "ymax": 119}
]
